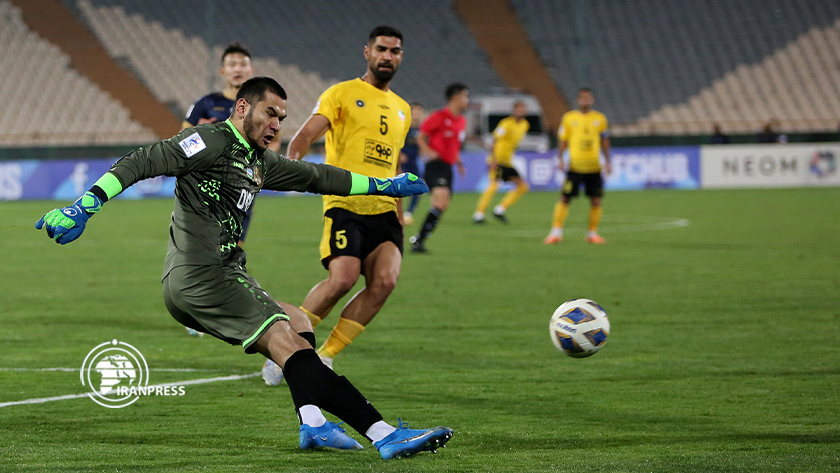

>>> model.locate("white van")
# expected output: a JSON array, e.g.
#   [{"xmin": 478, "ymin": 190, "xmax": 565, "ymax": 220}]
[{"xmin": 466, "ymin": 93, "xmax": 550, "ymax": 152}]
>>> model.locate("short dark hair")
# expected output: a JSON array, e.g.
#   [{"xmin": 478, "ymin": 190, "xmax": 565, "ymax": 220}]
[
  {"xmin": 221, "ymin": 43, "xmax": 251, "ymax": 65},
  {"xmin": 578, "ymin": 87, "xmax": 593, "ymax": 95},
  {"xmin": 236, "ymin": 77, "xmax": 287, "ymax": 104},
  {"xmin": 368, "ymin": 25, "xmax": 403, "ymax": 44},
  {"xmin": 446, "ymin": 83, "xmax": 468, "ymax": 101},
  {"xmin": 409, "ymin": 101, "xmax": 424, "ymax": 109}
]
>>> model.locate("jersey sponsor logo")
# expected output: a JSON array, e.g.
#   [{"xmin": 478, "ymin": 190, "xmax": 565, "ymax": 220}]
[
  {"xmin": 236, "ymin": 189, "xmax": 255, "ymax": 211},
  {"xmin": 179, "ymin": 133, "xmax": 206, "ymax": 158},
  {"xmin": 398, "ymin": 110, "xmax": 405, "ymax": 121},
  {"xmin": 364, "ymin": 139, "xmax": 394, "ymax": 168},
  {"xmin": 356, "ymin": 99, "xmax": 365, "ymax": 108}
]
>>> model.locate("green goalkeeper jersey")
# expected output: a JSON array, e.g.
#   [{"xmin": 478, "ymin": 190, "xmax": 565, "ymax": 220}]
[{"xmin": 106, "ymin": 119, "xmax": 353, "ymax": 277}]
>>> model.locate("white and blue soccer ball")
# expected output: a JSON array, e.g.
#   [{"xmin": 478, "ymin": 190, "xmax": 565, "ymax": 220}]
[{"xmin": 550, "ymin": 298, "xmax": 610, "ymax": 358}]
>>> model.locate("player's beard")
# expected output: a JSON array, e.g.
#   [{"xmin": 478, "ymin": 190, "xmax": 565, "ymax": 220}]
[
  {"xmin": 372, "ymin": 64, "xmax": 397, "ymax": 83},
  {"xmin": 242, "ymin": 107, "xmax": 264, "ymax": 151}
]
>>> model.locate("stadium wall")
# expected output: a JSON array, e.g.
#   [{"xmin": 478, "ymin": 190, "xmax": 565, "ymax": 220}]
[{"xmin": 2, "ymin": 145, "xmax": 838, "ymax": 201}]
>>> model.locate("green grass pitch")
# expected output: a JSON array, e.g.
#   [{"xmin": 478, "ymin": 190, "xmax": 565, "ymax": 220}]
[{"xmin": 1, "ymin": 188, "xmax": 839, "ymax": 472}]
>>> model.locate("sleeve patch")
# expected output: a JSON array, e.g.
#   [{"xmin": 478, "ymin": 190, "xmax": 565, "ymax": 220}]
[{"xmin": 179, "ymin": 133, "xmax": 206, "ymax": 158}]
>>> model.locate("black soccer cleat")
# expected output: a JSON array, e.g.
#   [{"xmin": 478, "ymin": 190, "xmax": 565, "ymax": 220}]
[
  {"xmin": 409, "ymin": 236, "xmax": 427, "ymax": 253},
  {"xmin": 492, "ymin": 211, "xmax": 508, "ymax": 224}
]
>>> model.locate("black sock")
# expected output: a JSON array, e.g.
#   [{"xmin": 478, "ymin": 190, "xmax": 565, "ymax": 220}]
[
  {"xmin": 283, "ymin": 349, "xmax": 383, "ymax": 437},
  {"xmin": 418, "ymin": 207, "xmax": 443, "ymax": 241},
  {"xmin": 298, "ymin": 331, "xmax": 316, "ymax": 349}
]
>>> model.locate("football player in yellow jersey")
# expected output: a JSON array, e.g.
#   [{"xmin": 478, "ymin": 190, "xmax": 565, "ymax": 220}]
[
  {"xmin": 473, "ymin": 102, "xmax": 530, "ymax": 224},
  {"xmin": 261, "ymin": 26, "xmax": 412, "ymax": 385},
  {"xmin": 544, "ymin": 88, "xmax": 611, "ymax": 245}
]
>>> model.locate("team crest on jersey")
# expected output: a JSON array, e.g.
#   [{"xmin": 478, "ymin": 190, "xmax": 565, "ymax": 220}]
[
  {"xmin": 398, "ymin": 110, "xmax": 406, "ymax": 121},
  {"xmin": 356, "ymin": 99, "xmax": 365, "ymax": 108},
  {"xmin": 250, "ymin": 166, "xmax": 263, "ymax": 187},
  {"xmin": 593, "ymin": 120, "xmax": 600, "ymax": 126},
  {"xmin": 179, "ymin": 132, "xmax": 206, "ymax": 158}
]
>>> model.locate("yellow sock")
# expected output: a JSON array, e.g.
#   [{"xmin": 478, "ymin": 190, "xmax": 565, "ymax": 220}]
[
  {"xmin": 499, "ymin": 182, "xmax": 529, "ymax": 210},
  {"xmin": 589, "ymin": 206, "xmax": 603, "ymax": 232},
  {"xmin": 300, "ymin": 306, "xmax": 322, "ymax": 328},
  {"xmin": 552, "ymin": 202, "xmax": 570, "ymax": 229},
  {"xmin": 476, "ymin": 178, "xmax": 498, "ymax": 213},
  {"xmin": 317, "ymin": 318, "xmax": 366, "ymax": 358}
]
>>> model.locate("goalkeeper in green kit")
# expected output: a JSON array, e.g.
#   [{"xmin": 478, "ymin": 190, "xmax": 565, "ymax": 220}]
[{"xmin": 35, "ymin": 77, "xmax": 453, "ymax": 460}]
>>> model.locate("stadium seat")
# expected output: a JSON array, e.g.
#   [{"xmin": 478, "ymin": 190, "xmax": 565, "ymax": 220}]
[
  {"xmin": 67, "ymin": 0, "xmax": 506, "ymax": 134},
  {"xmin": 0, "ymin": 0, "xmax": 156, "ymax": 145},
  {"xmin": 511, "ymin": 0, "xmax": 840, "ymax": 135}
]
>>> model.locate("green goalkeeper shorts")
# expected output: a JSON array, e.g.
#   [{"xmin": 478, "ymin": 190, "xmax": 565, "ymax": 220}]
[{"xmin": 162, "ymin": 264, "xmax": 289, "ymax": 353}]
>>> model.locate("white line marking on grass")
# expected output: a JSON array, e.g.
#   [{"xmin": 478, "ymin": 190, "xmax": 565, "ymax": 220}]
[
  {"xmin": 0, "ymin": 367, "xmax": 227, "ymax": 372},
  {"xmin": 0, "ymin": 372, "xmax": 260, "ymax": 408},
  {"xmin": 509, "ymin": 216, "xmax": 689, "ymax": 238}
]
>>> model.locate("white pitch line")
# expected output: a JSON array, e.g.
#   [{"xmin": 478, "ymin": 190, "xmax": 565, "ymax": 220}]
[
  {"xmin": 509, "ymin": 216, "xmax": 689, "ymax": 238},
  {"xmin": 0, "ymin": 367, "xmax": 226, "ymax": 372},
  {"xmin": 0, "ymin": 372, "xmax": 260, "ymax": 408}
]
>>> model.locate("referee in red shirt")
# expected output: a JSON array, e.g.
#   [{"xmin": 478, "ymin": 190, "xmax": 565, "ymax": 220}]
[{"xmin": 410, "ymin": 83, "xmax": 469, "ymax": 252}]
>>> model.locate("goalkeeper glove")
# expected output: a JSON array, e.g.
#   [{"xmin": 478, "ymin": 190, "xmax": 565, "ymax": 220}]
[
  {"xmin": 35, "ymin": 191, "xmax": 103, "ymax": 244},
  {"xmin": 369, "ymin": 173, "xmax": 429, "ymax": 197}
]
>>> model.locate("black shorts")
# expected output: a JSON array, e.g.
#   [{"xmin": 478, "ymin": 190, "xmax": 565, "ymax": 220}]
[
  {"xmin": 494, "ymin": 165, "xmax": 521, "ymax": 182},
  {"xmin": 424, "ymin": 159, "xmax": 453, "ymax": 190},
  {"xmin": 562, "ymin": 171, "xmax": 604, "ymax": 198},
  {"xmin": 320, "ymin": 208, "xmax": 404, "ymax": 269}
]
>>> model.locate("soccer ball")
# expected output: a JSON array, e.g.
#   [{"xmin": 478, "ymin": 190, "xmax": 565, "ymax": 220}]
[{"xmin": 549, "ymin": 299, "xmax": 610, "ymax": 358}]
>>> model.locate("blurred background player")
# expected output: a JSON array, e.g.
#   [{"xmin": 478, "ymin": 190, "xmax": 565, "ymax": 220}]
[
  {"xmin": 544, "ymin": 87, "xmax": 611, "ymax": 245},
  {"xmin": 399, "ymin": 102, "xmax": 425, "ymax": 225},
  {"xmin": 409, "ymin": 83, "xmax": 469, "ymax": 253},
  {"xmin": 472, "ymin": 101, "xmax": 530, "ymax": 224},
  {"xmin": 182, "ymin": 44, "xmax": 252, "ymax": 130},
  {"xmin": 262, "ymin": 26, "xmax": 411, "ymax": 385}
]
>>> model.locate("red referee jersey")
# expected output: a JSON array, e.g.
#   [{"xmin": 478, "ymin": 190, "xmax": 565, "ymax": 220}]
[{"xmin": 420, "ymin": 107, "xmax": 467, "ymax": 165}]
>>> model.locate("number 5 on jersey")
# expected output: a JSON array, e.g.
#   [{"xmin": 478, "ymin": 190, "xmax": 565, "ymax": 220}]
[
  {"xmin": 335, "ymin": 229, "xmax": 347, "ymax": 249},
  {"xmin": 380, "ymin": 115, "xmax": 388, "ymax": 135}
]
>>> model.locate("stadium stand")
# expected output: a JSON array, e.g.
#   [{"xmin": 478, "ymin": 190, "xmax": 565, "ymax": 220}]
[
  {"xmin": 74, "ymin": 0, "xmax": 336, "ymax": 138},
  {"xmin": 66, "ymin": 0, "xmax": 506, "ymax": 131},
  {"xmin": 511, "ymin": 0, "xmax": 840, "ymax": 135},
  {"xmin": 0, "ymin": 0, "xmax": 157, "ymax": 146}
]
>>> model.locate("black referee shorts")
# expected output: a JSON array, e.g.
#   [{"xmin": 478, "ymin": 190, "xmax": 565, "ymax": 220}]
[{"xmin": 424, "ymin": 159, "xmax": 453, "ymax": 190}]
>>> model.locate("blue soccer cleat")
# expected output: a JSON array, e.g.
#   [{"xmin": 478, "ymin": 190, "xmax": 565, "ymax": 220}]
[
  {"xmin": 299, "ymin": 422, "xmax": 363, "ymax": 450},
  {"xmin": 374, "ymin": 419, "xmax": 454, "ymax": 460}
]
